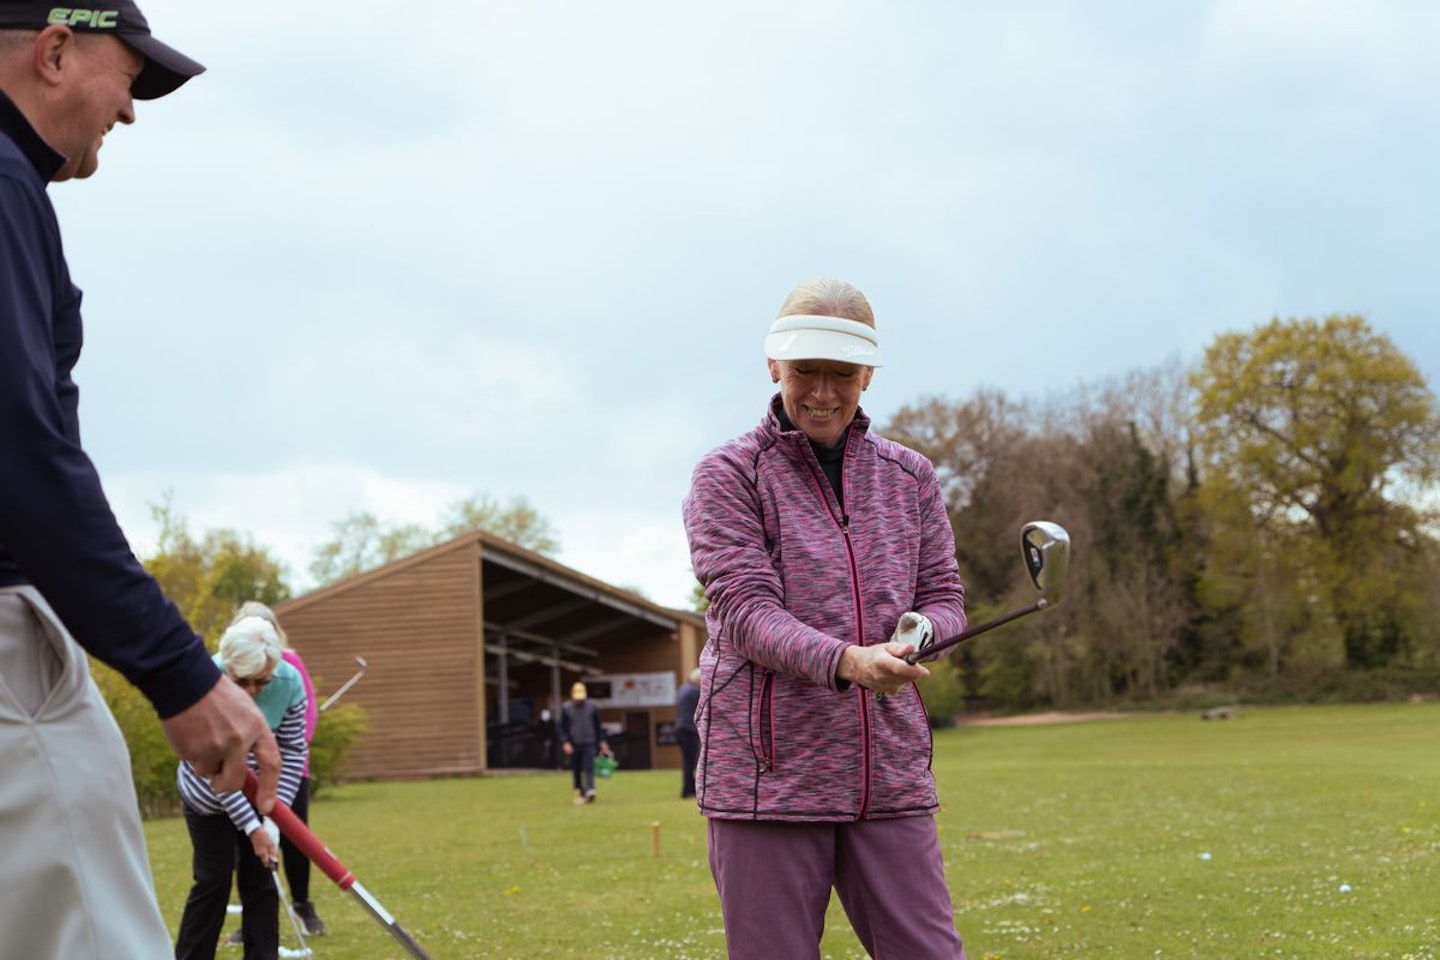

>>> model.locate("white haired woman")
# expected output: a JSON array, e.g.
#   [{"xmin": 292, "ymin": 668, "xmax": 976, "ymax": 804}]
[
  {"xmin": 227, "ymin": 600, "xmax": 325, "ymax": 938},
  {"xmin": 173, "ymin": 616, "xmax": 308, "ymax": 960}
]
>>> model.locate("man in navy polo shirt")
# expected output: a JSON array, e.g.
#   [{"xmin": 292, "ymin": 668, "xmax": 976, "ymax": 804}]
[{"xmin": 0, "ymin": 3, "xmax": 281, "ymax": 955}]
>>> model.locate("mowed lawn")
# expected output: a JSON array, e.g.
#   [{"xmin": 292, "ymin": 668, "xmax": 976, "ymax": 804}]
[{"xmin": 144, "ymin": 703, "xmax": 1440, "ymax": 960}]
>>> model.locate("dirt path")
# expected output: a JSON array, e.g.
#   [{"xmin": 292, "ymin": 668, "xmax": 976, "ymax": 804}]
[{"xmin": 959, "ymin": 710, "xmax": 1131, "ymax": 726}]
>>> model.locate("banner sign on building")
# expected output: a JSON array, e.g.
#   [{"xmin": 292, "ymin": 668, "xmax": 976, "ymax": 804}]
[{"xmin": 586, "ymin": 672, "xmax": 676, "ymax": 708}]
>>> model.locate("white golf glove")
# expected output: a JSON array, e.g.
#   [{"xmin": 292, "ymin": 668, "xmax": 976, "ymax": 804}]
[
  {"xmin": 891, "ymin": 611, "xmax": 934, "ymax": 655},
  {"xmin": 261, "ymin": 816, "xmax": 280, "ymax": 846}
]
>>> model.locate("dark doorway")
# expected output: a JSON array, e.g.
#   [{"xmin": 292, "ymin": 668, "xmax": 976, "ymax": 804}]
[{"xmin": 610, "ymin": 711, "xmax": 652, "ymax": 770}]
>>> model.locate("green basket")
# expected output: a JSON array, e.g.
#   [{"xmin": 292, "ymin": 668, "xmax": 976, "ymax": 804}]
[{"xmin": 594, "ymin": 754, "xmax": 619, "ymax": 779}]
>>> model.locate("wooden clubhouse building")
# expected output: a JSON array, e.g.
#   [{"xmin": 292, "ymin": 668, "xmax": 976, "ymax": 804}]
[{"xmin": 275, "ymin": 531, "xmax": 706, "ymax": 781}]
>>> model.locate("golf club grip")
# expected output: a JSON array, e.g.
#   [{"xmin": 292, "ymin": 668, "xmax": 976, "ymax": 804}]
[{"xmin": 242, "ymin": 771, "xmax": 355, "ymax": 890}]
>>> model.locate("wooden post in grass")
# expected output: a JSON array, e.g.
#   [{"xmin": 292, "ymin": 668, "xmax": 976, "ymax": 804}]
[{"xmin": 652, "ymin": 821, "xmax": 661, "ymax": 858}]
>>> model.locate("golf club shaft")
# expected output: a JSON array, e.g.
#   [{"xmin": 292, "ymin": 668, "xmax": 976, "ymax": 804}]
[
  {"xmin": 272, "ymin": 867, "xmax": 311, "ymax": 955},
  {"xmin": 348, "ymin": 882, "xmax": 434, "ymax": 959},
  {"xmin": 319, "ymin": 664, "xmax": 366, "ymax": 713},
  {"xmin": 905, "ymin": 599, "xmax": 1048, "ymax": 665},
  {"xmin": 242, "ymin": 772, "xmax": 432, "ymax": 959}
]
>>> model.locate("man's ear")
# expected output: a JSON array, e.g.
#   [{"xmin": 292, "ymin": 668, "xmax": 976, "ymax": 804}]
[
  {"xmin": 767, "ymin": 358, "xmax": 781, "ymax": 384},
  {"xmin": 861, "ymin": 367, "xmax": 875, "ymax": 391},
  {"xmin": 33, "ymin": 25, "xmax": 78, "ymax": 88}
]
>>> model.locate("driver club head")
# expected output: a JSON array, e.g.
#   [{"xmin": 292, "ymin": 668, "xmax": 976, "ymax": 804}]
[{"xmin": 1021, "ymin": 521, "xmax": 1070, "ymax": 605}]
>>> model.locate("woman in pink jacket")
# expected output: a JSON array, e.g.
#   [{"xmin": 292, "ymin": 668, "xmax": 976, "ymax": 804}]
[{"xmin": 683, "ymin": 277, "xmax": 968, "ymax": 960}]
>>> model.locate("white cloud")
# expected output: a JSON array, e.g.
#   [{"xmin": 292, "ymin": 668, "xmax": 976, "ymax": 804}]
[
  {"xmin": 108, "ymin": 464, "xmax": 468, "ymax": 586},
  {"xmin": 553, "ymin": 507, "xmax": 699, "ymax": 609},
  {"xmin": 42, "ymin": 0, "xmax": 1440, "ymax": 610}
]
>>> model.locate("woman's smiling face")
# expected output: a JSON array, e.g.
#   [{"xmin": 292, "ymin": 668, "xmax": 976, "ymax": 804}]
[{"xmin": 768, "ymin": 357, "xmax": 873, "ymax": 448}]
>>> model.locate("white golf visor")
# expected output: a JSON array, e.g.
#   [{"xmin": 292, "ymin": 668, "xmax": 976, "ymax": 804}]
[{"xmin": 764, "ymin": 314, "xmax": 883, "ymax": 367}]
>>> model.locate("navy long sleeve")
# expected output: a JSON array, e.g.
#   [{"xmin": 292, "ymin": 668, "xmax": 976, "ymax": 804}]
[{"xmin": 0, "ymin": 92, "xmax": 218, "ymax": 717}]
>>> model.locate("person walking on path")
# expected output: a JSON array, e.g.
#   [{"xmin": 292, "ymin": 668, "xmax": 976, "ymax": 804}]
[
  {"xmin": 0, "ymin": 6, "xmax": 278, "ymax": 956},
  {"xmin": 559, "ymin": 681, "xmax": 611, "ymax": 804}
]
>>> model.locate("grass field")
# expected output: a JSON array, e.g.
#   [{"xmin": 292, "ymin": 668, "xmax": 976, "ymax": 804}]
[{"xmin": 144, "ymin": 703, "xmax": 1440, "ymax": 960}]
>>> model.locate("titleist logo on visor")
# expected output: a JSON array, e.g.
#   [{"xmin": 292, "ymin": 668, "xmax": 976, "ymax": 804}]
[{"xmin": 772, "ymin": 333, "xmax": 876, "ymax": 358}]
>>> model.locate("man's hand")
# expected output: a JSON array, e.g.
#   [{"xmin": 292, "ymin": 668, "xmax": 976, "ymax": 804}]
[
  {"xmin": 161, "ymin": 675, "xmax": 280, "ymax": 814},
  {"xmin": 838, "ymin": 642, "xmax": 930, "ymax": 696},
  {"xmin": 562, "ymin": 742, "xmax": 574, "ymax": 757}
]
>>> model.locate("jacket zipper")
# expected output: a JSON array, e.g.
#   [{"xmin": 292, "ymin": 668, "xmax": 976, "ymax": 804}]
[
  {"xmin": 801, "ymin": 430, "xmax": 873, "ymax": 818},
  {"xmin": 834, "ymin": 429, "xmax": 873, "ymax": 820},
  {"xmin": 843, "ymin": 514, "xmax": 873, "ymax": 819}
]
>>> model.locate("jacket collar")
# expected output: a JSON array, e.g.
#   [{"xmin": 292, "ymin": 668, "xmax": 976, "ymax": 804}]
[
  {"xmin": 0, "ymin": 89, "xmax": 66, "ymax": 183},
  {"xmin": 764, "ymin": 393, "xmax": 872, "ymax": 447}
]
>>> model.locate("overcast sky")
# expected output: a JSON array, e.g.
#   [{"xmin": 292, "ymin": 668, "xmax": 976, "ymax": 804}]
[{"xmin": 53, "ymin": 0, "xmax": 1439, "ymax": 609}]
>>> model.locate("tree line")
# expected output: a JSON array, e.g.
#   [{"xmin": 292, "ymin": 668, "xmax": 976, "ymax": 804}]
[
  {"xmin": 101, "ymin": 493, "xmax": 558, "ymax": 814},
  {"xmin": 893, "ymin": 315, "xmax": 1439, "ymax": 716},
  {"xmin": 106, "ymin": 314, "xmax": 1438, "ymax": 809}
]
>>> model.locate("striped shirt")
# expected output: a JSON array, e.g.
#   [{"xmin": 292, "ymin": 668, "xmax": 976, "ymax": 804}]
[{"xmin": 176, "ymin": 657, "xmax": 308, "ymax": 835}]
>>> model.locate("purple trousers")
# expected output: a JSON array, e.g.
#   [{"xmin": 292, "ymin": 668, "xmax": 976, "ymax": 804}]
[{"xmin": 708, "ymin": 816, "xmax": 967, "ymax": 960}]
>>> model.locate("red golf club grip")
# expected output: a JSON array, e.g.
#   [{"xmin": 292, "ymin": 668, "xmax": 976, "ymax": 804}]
[{"xmin": 243, "ymin": 771, "xmax": 355, "ymax": 890}]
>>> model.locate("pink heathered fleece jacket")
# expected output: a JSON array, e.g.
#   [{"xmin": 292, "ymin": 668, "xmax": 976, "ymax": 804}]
[
  {"xmin": 682, "ymin": 398, "xmax": 966, "ymax": 822},
  {"xmin": 281, "ymin": 649, "xmax": 318, "ymax": 777}
]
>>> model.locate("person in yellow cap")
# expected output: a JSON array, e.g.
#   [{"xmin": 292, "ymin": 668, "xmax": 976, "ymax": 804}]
[{"xmin": 559, "ymin": 681, "xmax": 612, "ymax": 804}]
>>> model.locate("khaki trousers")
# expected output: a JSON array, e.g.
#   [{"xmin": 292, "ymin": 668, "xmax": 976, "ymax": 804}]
[{"xmin": 0, "ymin": 586, "xmax": 173, "ymax": 959}]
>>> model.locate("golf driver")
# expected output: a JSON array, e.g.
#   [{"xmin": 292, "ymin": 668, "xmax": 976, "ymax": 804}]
[
  {"xmin": 905, "ymin": 520, "xmax": 1071, "ymax": 665},
  {"xmin": 243, "ymin": 772, "xmax": 432, "ymax": 959},
  {"xmin": 319, "ymin": 656, "xmax": 367, "ymax": 713}
]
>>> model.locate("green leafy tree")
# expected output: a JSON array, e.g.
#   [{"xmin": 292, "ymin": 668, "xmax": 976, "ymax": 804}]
[
  {"xmin": 886, "ymin": 390, "xmax": 1038, "ymax": 605},
  {"xmin": 1076, "ymin": 418, "xmax": 1193, "ymax": 698},
  {"xmin": 145, "ymin": 495, "xmax": 290, "ymax": 645},
  {"xmin": 308, "ymin": 512, "xmax": 432, "ymax": 586},
  {"xmin": 308, "ymin": 702, "xmax": 370, "ymax": 795},
  {"xmin": 1191, "ymin": 315, "xmax": 1440, "ymax": 671},
  {"xmin": 1192, "ymin": 473, "xmax": 1345, "ymax": 683},
  {"xmin": 310, "ymin": 494, "xmax": 560, "ymax": 586},
  {"xmin": 96, "ymin": 500, "xmax": 293, "ymax": 815},
  {"xmin": 439, "ymin": 493, "xmax": 560, "ymax": 555}
]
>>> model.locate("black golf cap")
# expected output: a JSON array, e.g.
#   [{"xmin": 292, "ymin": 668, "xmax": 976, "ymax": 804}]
[{"xmin": 0, "ymin": 1, "xmax": 204, "ymax": 99}]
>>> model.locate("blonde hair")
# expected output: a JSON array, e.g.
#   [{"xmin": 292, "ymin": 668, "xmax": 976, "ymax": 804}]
[
  {"xmin": 231, "ymin": 600, "xmax": 290, "ymax": 650},
  {"xmin": 219, "ymin": 616, "xmax": 282, "ymax": 679},
  {"xmin": 776, "ymin": 277, "xmax": 875, "ymax": 329}
]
